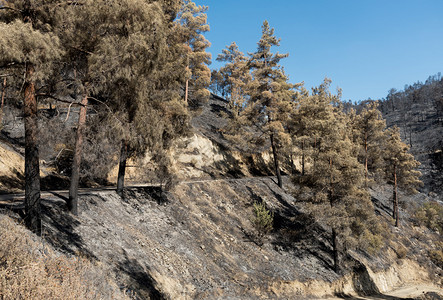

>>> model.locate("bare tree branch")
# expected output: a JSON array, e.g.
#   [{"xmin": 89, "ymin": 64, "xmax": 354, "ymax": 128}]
[
  {"xmin": 36, "ymin": 94, "xmax": 86, "ymax": 107},
  {"xmin": 87, "ymin": 96, "xmax": 124, "ymax": 125},
  {"xmin": 70, "ymin": 46, "xmax": 94, "ymax": 55},
  {"xmin": 52, "ymin": 0, "xmax": 85, "ymax": 9},
  {"xmin": 64, "ymin": 101, "xmax": 74, "ymax": 122}
]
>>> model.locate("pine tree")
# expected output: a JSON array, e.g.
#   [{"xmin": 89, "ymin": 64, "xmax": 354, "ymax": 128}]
[
  {"xmin": 55, "ymin": 0, "xmax": 184, "ymax": 213},
  {"xmin": 0, "ymin": 77, "xmax": 6, "ymax": 126},
  {"xmin": 57, "ymin": 0, "xmax": 102, "ymax": 215},
  {"xmin": 289, "ymin": 80, "xmax": 335, "ymax": 176},
  {"xmin": 292, "ymin": 81, "xmax": 374, "ymax": 272},
  {"xmin": 68, "ymin": 91, "xmax": 87, "ymax": 215},
  {"xmin": 0, "ymin": 0, "xmax": 64, "ymax": 234},
  {"xmin": 241, "ymin": 20, "xmax": 296, "ymax": 188},
  {"xmin": 216, "ymin": 42, "xmax": 251, "ymax": 115},
  {"xmin": 383, "ymin": 126, "xmax": 422, "ymax": 227},
  {"xmin": 209, "ymin": 69, "xmax": 227, "ymax": 97},
  {"xmin": 177, "ymin": 0, "xmax": 211, "ymax": 108},
  {"xmin": 84, "ymin": 0, "xmax": 189, "ymax": 196},
  {"xmin": 350, "ymin": 101, "xmax": 386, "ymax": 185}
]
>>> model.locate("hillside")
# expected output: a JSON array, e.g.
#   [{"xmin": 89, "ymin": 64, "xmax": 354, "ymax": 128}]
[
  {"xmin": 1, "ymin": 1, "xmax": 442, "ymax": 298},
  {"xmin": 382, "ymin": 103, "xmax": 443, "ymax": 199},
  {"xmin": 377, "ymin": 77, "xmax": 443, "ymax": 199},
  {"xmin": 1, "ymin": 176, "xmax": 441, "ymax": 299},
  {"xmin": 0, "ymin": 95, "xmax": 442, "ymax": 299}
]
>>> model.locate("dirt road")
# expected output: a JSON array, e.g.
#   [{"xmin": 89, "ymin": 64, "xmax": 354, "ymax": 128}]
[{"xmin": 325, "ymin": 284, "xmax": 442, "ymax": 299}]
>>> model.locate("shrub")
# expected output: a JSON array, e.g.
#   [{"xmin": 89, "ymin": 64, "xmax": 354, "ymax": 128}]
[
  {"xmin": 354, "ymin": 214, "xmax": 388, "ymax": 255},
  {"xmin": 251, "ymin": 201, "xmax": 274, "ymax": 241},
  {"xmin": 415, "ymin": 201, "xmax": 443, "ymax": 234},
  {"xmin": 359, "ymin": 228, "xmax": 384, "ymax": 255},
  {"xmin": 0, "ymin": 216, "xmax": 129, "ymax": 300},
  {"xmin": 395, "ymin": 245, "xmax": 407, "ymax": 259}
]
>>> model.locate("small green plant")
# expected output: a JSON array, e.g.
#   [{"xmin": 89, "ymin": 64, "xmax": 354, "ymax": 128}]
[
  {"xmin": 359, "ymin": 228, "xmax": 384, "ymax": 255},
  {"xmin": 353, "ymin": 214, "xmax": 388, "ymax": 255},
  {"xmin": 251, "ymin": 201, "xmax": 274, "ymax": 241},
  {"xmin": 415, "ymin": 201, "xmax": 443, "ymax": 234}
]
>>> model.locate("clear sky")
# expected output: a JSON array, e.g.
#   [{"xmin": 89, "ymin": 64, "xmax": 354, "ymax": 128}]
[{"xmin": 194, "ymin": 0, "xmax": 443, "ymax": 102}]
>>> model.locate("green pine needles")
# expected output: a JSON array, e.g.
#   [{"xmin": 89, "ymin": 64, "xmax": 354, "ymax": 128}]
[{"xmin": 251, "ymin": 201, "xmax": 274, "ymax": 241}]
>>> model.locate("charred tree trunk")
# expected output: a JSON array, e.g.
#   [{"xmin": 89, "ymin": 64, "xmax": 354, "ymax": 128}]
[
  {"xmin": 68, "ymin": 93, "xmax": 88, "ymax": 215},
  {"xmin": 23, "ymin": 64, "xmax": 41, "ymax": 235},
  {"xmin": 0, "ymin": 77, "xmax": 6, "ymax": 124},
  {"xmin": 301, "ymin": 139, "xmax": 305, "ymax": 176},
  {"xmin": 332, "ymin": 228, "xmax": 338, "ymax": 272},
  {"xmin": 287, "ymin": 129, "xmax": 296, "ymax": 175},
  {"xmin": 185, "ymin": 79, "xmax": 189, "ymax": 103},
  {"xmin": 364, "ymin": 132, "xmax": 368, "ymax": 183},
  {"xmin": 393, "ymin": 165, "xmax": 399, "ymax": 227},
  {"xmin": 329, "ymin": 157, "xmax": 339, "ymax": 272},
  {"xmin": 270, "ymin": 133, "xmax": 282, "ymax": 188},
  {"xmin": 116, "ymin": 140, "xmax": 128, "ymax": 196}
]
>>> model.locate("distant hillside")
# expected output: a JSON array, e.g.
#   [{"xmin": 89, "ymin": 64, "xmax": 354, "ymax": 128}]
[{"xmin": 378, "ymin": 74, "xmax": 443, "ymax": 198}]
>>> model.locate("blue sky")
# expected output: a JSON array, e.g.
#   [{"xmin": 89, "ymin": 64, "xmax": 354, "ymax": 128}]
[{"xmin": 194, "ymin": 0, "xmax": 443, "ymax": 102}]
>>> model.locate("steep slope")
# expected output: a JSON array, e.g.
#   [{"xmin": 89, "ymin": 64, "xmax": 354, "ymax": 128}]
[
  {"xmin": 14, "ymin": 177, "xmax": 437, "ymax": 299},
  {"xmin": 0, "ymin": 215, "xmax": 126, "ymax": 299},
  {"xmin": 1, "ymin": 94, "xmax": 441, "ymax": 298},
  {"xmin": 381, "ymin": 100, "xmax": 443, "ymax": 199}
]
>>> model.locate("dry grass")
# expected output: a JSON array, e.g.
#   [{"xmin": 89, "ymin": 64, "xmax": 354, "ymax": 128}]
[
  {"xmin": 0, "ymin": 215, "xmax": 130, "ymax": 300},
  {"xmin": 0, "ymin": 143, "xmax": 25, "ymax": 193}
]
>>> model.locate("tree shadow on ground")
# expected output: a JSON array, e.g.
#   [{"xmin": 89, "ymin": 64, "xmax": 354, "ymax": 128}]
[
  {"xmin": 263, "ymin": 180, "xmax": 294, "ymax": 212},
  {"xmin": 45, "ymin": 191, "xmax": 68, "ymax": 202},
  {"xmin": 258, "ymin": 181, "xmax": 337, "ymax": 271},
  {"xmin": 0, "ymin": 169, "xmax": 24, "ymax": 194},
  {"xmin": 275, "ymin": 216, "xmax": 335, "ymax": 272},
  {"xmin": 210, "ymin": 103, "xmax": 230, "ymax": 116},
  {"xmin": 41, "ymin": 174, "xmax": 70, "ymax": 191},
  {"xmin": 123, "ymin": 187, "xmax": 169, "ymax": 205},
  {"xmin": 216, "ymin": 152, "xmax": 245, "ymax": 178},
  {"xmin": 41, "ymin": 199, "xmax": 96, "ymax": 259},
  {"xmin": 245, "ymin": 185, "xmax": 265, "ymax": 204},
  {"xmin": 184, "ymin": 162, "xmax": 220, "ymax": 179},
  {"xmin": 116, "ymin": 250, "xmax": 166, "ymax": 300},
  {"xmin": 335, "ymin": 293, "xmax": 416, "ymax": 299},
  {"xmin": 244, "ymin": 154, "xmax": 273, "ymax": 177},
  {"xmin": 371, "ymin": 195, "xmax": 392, "ymax": 217}
]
